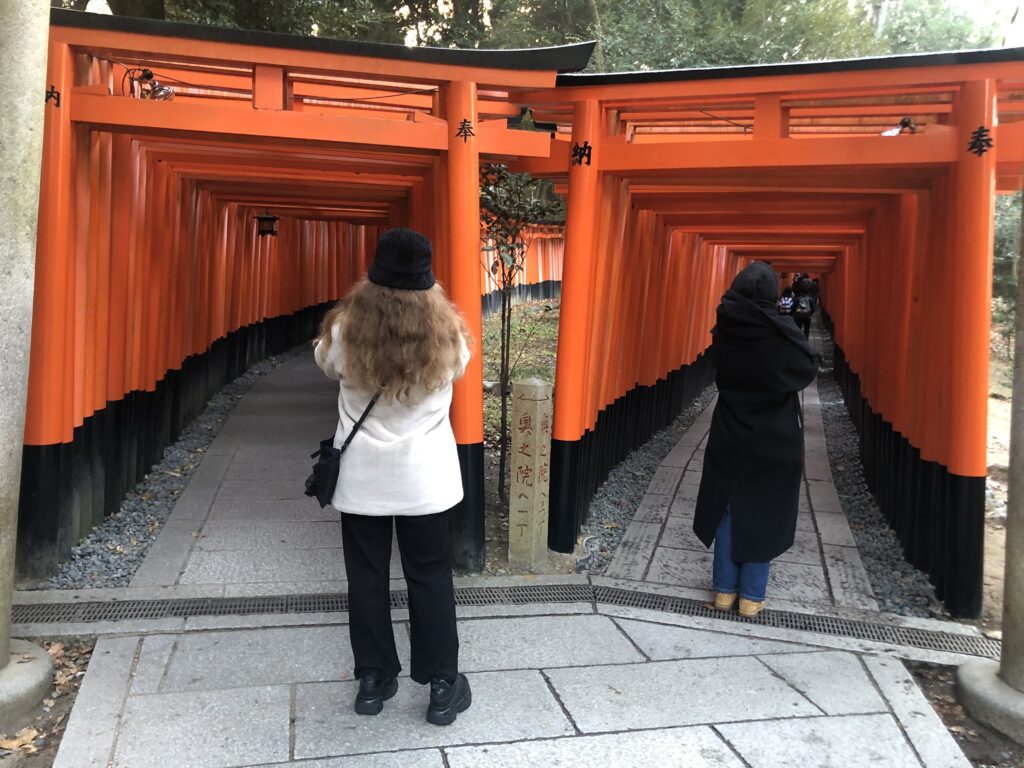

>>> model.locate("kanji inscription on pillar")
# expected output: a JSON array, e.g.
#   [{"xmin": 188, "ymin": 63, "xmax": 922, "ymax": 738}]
[{"xmin": 509, "ymin": 378, "xmax": 553, "ymax": 571}]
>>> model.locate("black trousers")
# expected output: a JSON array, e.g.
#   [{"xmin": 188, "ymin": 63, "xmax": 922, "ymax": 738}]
[
  {"xmin": 340, "ymin": 509, "xmax": 459, "ymax": 685},
  {"xmin": 796, "ymin": 316, "xmax": 811, "ymax": 338}
]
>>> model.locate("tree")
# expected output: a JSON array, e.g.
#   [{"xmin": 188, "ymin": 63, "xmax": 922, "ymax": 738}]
[
  {"xmin": 878, "ymin": 0, "xmax": 998, "ymax": 53},
  {"xmin": 993, "ymin": 193, "xmax": 1024, "ymax": 351},
  {"xmin": 480, "ymin": 163, "xmax": 564, "ymax": 502}
]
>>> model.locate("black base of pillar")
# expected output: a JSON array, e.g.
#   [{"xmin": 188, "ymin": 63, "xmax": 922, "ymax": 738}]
[
  {"xmin": 452, "ymin": 442, "xmax": 485, "ymax": 572},
  {"xmin": 548, "ymin": 352, "xmax": 715, "ymax": 555},
  {"xmin": 16, "ymin": 303, "xmax": 332, "ymax": 582},
  {"xmin": 833, "ymin": 344, "xmax": 984, "ymax": 618}
]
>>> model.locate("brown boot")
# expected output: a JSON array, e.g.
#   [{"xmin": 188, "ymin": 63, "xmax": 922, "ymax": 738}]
[
  {"xmin": 711, "ymin": 592, "xmax": 737, "ymax": 611},
  {"xmin": 738, "ymin": 598, "xmax": 765, "ymax": 617}
]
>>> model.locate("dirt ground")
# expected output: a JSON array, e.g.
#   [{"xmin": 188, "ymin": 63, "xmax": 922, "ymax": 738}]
[
  {"xmin": 480, "ymin": 299, "xmax": 562, "ymax": 575},
  {"xmin": 909, "ymin": 661, "xmax": 1024, "ymax": 768},
  {"xmin": 0, "ymin": 641, "xmax": 93, "ymax": 767}
]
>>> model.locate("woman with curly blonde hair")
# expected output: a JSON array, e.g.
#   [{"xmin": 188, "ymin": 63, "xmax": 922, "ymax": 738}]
[{"xmin": 314, "ymin": 228, "xmax": 473, "ymax": 726}]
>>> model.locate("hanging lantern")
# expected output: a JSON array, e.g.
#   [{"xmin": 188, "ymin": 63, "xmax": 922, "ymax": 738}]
[{"xmin": 255, "ymin": 210, "xmax": 279, "ymax": 237}]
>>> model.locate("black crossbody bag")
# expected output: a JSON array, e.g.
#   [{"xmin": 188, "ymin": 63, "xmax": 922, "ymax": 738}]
[{"xmin": 304, "ymin": 394, "xmax": 379, "ymax": 508}]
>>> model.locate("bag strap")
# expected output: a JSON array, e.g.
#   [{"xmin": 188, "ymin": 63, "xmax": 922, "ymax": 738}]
[{"xmin": 339, "ymin": 393, "xmax": 379, "ymax": 453}]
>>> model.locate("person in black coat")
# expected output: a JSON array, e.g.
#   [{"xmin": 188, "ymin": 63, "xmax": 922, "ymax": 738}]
[{"xmin": 693, "ymin": 262, "xmax": 819, "ymax": 617}]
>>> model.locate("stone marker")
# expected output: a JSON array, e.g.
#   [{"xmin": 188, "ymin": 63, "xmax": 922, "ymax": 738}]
[{"xmin": 508, "ymin": 379, "xmax": 553, "ymax": 572}]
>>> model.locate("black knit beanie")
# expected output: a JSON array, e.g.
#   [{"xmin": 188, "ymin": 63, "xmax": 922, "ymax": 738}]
[{"xmin": 367, "ymin": 228, "xmax": 436, "ymax": 291}]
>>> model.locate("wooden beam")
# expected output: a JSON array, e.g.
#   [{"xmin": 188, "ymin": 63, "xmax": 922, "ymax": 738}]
[{"xmin": 600, "ymin": 134, "xmax": 957, "ymax": 172}]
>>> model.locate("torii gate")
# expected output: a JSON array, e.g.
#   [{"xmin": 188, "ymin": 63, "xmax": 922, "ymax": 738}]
[
  {"xmin": 514, "ymin": 50, "xmax": 1024, "ymax": 618},
  {"xmin": 15, "ymin": 9, "xmax": 592, "ymax": 579}
]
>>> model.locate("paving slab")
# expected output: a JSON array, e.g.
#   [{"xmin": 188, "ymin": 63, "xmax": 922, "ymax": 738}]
[
  {"xmin": 614, "ymin": 617, "xmax": 815, "ymax": 659},
  {"xmin": 294, "ymin": 671, "xmax": 573, "ymax": 758},
  {"xmin": 647, "ymin": 465, "xmax": 684, "ymax": 496},
  {"xmin": 129, "ymin": 519, "xmax": 198, "ymax": 587},
  {"xmin": 864, "ymin": 655, "xmax": 973, "ymax": 768},
  {"xmin": 661, "ymin": 446, "xmax": 697, "ymax": 469},
  {"xmin": 758, "ymin": 651, "xmax": 887, "ymax": 715},
  {"xmin": 807, "ymin": 478, "xmax": 844, "ymax": 514},
  {"xmin": 167, "ymin": 453, "xmax": 231, "ymax": 522},
  {"xmin": 196, "ymin": 521, "xmax": 344, "ymax": 551},
  {"xmin": 224, "ymin": 461, "xmax": 319, "ymax": 481},
  {"xmin": 160, "ymin": 625, "xmax": 374, "ymax": 691},
  {"xmin": 205, "ymin": 499, "xmax": 339, "ymax": 522},
  {"xmin": 659, "ymin": 514, "xmax": 703, "ymax": 551},
  {"xmin": 545, "ymin": 657, "xmax": 819, "ymax": 732},
  {"xmin": 130, "ymin": 634, "xmax": 176, "ymax": 695},
  {"xmin": 248, "ymin": 751, "xmax": 445, "ymax": 768},
  {"xmin": 446, "ymin": 726, "xmax": 745, "ymax": 768},
  {"xmin": 604, "ymin": 523, "xmax": 662, "ymax": 581},
  {"xmin": 216, "ymin": 479, "xmax": 311, "ymax": 501},
  {"xmin": 774, "ymin": 530, "xmax": 823, "ymax": 566},
  {"xmin": 456, "ymin": 615, "xmax": 643, "ymax": 671},
  {"xmin": 668, "ymin": 495, "xmax": 696, "ymax": 517},
  {"xmin": 645, "ymin": 547, "xmax": 831, "ymax": 605},
  {"xmin": 821, "ymin": 544, "xmax": 878, "ymax": 611},
  {"xmin": 814, "ymin": 512, "xmax": 858, "ymax": 548},
  {"xmin": 179, "ymin": 548, "xmax": 358, "ymax": 585},
  {"xmin": 632, "ymin": 494, "xmax": 672, "ymax": 524},
  {"xmin": 52, "ymin": 636, "xmax": 138, "ymax": 768},
  {"xmin": 115, "ymin": 686, "xmax": 292, "ymax": 768},
  {"xmin": 716, "ymin": 713, "xmax": 921, "ymax": 768}
]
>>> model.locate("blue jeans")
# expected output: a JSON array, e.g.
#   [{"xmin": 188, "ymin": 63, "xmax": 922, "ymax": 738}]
[{"xmin": 713, "ymin": 507, "xmax": 770, "ymax": 601}]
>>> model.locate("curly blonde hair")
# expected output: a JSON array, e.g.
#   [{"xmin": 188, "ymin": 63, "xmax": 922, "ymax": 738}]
[{"xmin": 318, "ymin": 280, "xmax": 472, "ymax": 402}]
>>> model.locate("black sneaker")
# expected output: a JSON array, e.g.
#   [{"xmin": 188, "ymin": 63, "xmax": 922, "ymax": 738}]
[
  {"xmin": 426, "ymin": 673, "xmax": 472, "ymax": 726},
  {"xmin": 354, "ymin": 674, "xmax": 398, "ymax": 716}
]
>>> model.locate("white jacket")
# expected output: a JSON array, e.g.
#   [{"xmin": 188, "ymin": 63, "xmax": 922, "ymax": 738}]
[{"xmin": 313, "ymin": 317, "xmax": 470, "ymax": 516}]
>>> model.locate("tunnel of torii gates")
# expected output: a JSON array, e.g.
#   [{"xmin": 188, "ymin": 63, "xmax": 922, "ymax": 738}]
[{"xmin": 18, "ymin": 8, "xmax": 1024, "ymax": 617}]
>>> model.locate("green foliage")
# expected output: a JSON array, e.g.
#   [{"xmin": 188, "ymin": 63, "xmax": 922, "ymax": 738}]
[
  {"xmin": 881, "ymin": 0, "xmax": 998, "ymax": 54},
  {"xmin": 479, "ymin": 163, "xmax": 564, "ymax": 502},
  {"xmin": 992, "ymin": 193, "xmax": 1023, "ymax": 350},
  {"xmin": 163, "ymin": 0, "xmax": 403, "ymax": 41},
  {"xmin": 480, "ymin": 163, "xmax": 564, "ymax": 279}
]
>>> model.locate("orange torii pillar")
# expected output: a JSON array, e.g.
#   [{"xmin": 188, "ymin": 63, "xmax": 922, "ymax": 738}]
[
  {"xmin": 944, "ymin": 79, "xmax": 996, "ymax": 615},
  {"xmin": 445, "ymin": 81, "xmax": 485, "ymax": 571},
  {"xmin": 550, "ymin": 100, "xmax": 601, "ymax": 553}
]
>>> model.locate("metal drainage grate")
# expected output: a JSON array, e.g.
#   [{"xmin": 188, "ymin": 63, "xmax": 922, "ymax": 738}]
[
  {"xmin": 13, "ymin": 583, "xmax": 1000, "ymax": 660},
  {"xmin": 594, "ymin": 586, "xmax": 1002, "ymax": 659}
]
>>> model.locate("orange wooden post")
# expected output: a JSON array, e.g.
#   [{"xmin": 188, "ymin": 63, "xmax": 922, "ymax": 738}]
[
  {"xmin": 549, "ymin": 98, "xmax": 601, "ymax": 552},
  {"xmin": 949, "ymin": 79, "xmax": 996, "ymax": 479},
  {"xmin": 445, "ymin": 80, "xmax": 484, "ymax": 570},
  {"xmin": 942, "ymin": 78, "xmax": 996, "ymax": 615}
]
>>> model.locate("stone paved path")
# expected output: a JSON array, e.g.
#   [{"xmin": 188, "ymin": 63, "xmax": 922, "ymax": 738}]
[
  {"xmin": 127, "ymin": 354, "xmax": 403, "ymax": 596},
  {"xmin": 35, "ymin": 342, "xmax": 979, "ymax": 767},
  {"xmin": 605, "ymin": 329, "xmax": 878, "ymax": 614},
  {"xmin": 53, "ymin": 604, "xmax": 973, "ymax": 768}
]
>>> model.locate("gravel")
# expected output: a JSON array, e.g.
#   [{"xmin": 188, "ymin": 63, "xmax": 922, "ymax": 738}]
[
  {"xmin": 815, "ymin": 336, "xmax": 947, "ymax": 618},
  {"xmin": 577, "ymin": 386, "xmax": 717, "ymax": 574},
  {"xmin": 25, "ymin": 346, "xmax": 308, "ymax": 591}
]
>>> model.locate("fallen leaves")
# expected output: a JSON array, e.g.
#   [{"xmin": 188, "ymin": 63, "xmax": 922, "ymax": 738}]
[
  {"xmin": 0, "ymin": 641, "xmax": 93, "ymax": 760},
  {"xmin": 0, "ymin": 727, "xmax": 40, "ymax": 751}
]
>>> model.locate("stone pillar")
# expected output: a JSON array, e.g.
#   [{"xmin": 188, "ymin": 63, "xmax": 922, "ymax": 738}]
[
  {"xmin": 0, "ymin": 0, "xmax": 56, "ymax": 734},
  {"xmin": 0, "ymin": 0, "xmax": 50, "ymax": 669},
  {"xmin": 508, "ymin": 379, "xmax": 553, "ymax": 571},
  {"xmin": 957, "ymin": 193, "xmax": 1024, "ymax": 744},
  {"xmin": 1004, "ymin": 187, "xmax": 1024, "ymax": 691}
]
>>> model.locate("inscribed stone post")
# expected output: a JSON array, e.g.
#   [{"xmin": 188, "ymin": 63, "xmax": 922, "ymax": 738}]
[{"xmin": 508, "ymin": 379, "xmax": 553, "ymax": 571}]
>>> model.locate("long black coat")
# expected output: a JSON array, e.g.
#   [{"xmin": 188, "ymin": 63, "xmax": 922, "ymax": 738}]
[{"xmin": 694, "ymin": 263, "xmax": 819, "ymax": 563}]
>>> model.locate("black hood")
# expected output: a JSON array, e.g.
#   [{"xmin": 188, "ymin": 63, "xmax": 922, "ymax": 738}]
[{"xmin": 714, "ymin": 263, "xmax": 813, "ymax": 353}]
